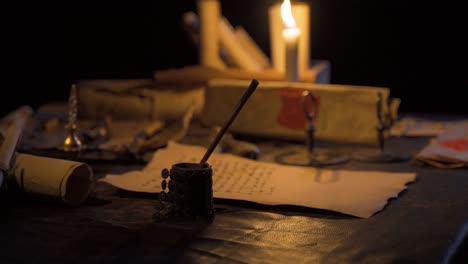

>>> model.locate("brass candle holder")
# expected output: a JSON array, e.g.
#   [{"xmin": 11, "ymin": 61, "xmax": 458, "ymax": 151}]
[{"xmin": 60, "ymin": 84, "xmax": 84, "ymax": 153}]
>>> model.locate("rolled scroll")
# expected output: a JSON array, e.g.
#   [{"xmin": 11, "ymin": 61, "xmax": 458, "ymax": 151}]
[
  {"xmin": 234, "ymin": 26, "xmax": 271, "ymax": 69},
  {"xmin": 0, "ymin": 106, "xmax": 33, "ymax": 171},
  {"xmin": 202, "ymin": 79, "xmax": 400, "ymax": 145},
  {"xmin": 219, "ymin": 17, "xmax": 262, "ymax": 71},
  {"xmin": 13, "ymin": 154, "xmax": 94, "ymax": 206},
  {"xmin": 76, "ymin": 79, "xmax": 205, "ymax": 121},
  {"xmin": 197, "ymin": 0, "xmax": 225, "ymax": 70}
]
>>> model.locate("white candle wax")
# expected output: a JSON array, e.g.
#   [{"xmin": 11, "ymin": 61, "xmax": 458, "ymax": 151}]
[
  {"xmin": 280, "ymin": 0, "xmax": 301, "ymax": 82},
  {"xmin": 283, "ymin": 27, "xmax": 300, "ymax": 81},
  {"xmin": 269, "ymin": 2, "xmax": 310, "ymax": 77}
]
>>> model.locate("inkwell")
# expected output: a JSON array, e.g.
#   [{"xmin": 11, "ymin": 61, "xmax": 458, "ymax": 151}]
[{"xmin": 156, "ymin": 79, "xmax": 259, "ymax": 221}]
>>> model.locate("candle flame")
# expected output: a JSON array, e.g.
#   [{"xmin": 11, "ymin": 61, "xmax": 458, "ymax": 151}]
[{"xmin": 281, "ymin": 0, "xmax": 297, "ymax": 29}]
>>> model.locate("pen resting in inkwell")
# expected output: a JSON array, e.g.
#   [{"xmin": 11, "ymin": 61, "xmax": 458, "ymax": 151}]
[{"xmin": 156, "ymin": 79, "xmax": 259, "ymax": 219}]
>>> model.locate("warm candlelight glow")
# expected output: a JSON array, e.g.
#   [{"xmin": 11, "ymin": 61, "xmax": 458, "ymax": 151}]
[
  {"xmin": 280, "ymin": 0, "xmax": 300, "ymax": 81},
  {"xmin": 283, "ymin": 27, "xmax": 301, "ymax": 38},
  {"xmin": 281, "ymin": 0, "xmax": 297, "ymax": 29},
  {"xmin": 281, "ymin": 0, "xmax": 300, "ymax": 40},
  {"xmin": 269, "ymin": 0, "xmax": 310, "ymax": 76}
]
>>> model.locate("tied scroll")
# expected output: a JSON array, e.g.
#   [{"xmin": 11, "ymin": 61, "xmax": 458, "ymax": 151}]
[
  {"xmin": 76, "ymin": 79, "xmax": 205, "ymax": 121},
  {"xmin": 13, "ymin": 154, "xmax": 94, "ymax": 206},
  {"xmin": 201, "ymin": 79, "xmax": 400, "ymax": 145}
]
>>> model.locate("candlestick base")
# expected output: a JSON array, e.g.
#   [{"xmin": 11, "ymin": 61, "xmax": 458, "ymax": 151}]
[
  {"xmin": 275, "ymin": 149, "xmax": 349, "ymax": 167},
  {"xmin": 59, "ymin": 128, "xmax": 84, "ymax": 153}
]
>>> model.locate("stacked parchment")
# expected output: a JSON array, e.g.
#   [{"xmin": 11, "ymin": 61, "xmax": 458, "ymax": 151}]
[
  {"xmin": 75, "ymin": 78, "xmax": 399, "ymax": 145},
  {"xmin": 416, "ymin": 121, "xmax": 468, "ymax": 168}
]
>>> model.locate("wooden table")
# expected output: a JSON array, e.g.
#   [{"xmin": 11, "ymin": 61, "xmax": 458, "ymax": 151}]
[{"xmin": 1, "ymin": 123, "xmax": 467, "ymax": 264}]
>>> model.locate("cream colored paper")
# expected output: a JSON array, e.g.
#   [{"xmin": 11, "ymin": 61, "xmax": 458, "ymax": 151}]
[
  {"xmin": 76, "ymin": 79, "xmax": 205, "ymax": 121},
  {"xmin": 101, "ymin": 142, "xmax": 416, "ymax": 218},
  {"xmin": 416, "ymin": 121, "xmax": 468, "ymax": 167},
  {"xmin": 96, "ymin": 120, "xmax": 164, "ymax": 152},
  {"xmin": 269, "ymin": 3, "xmax": 310, "ymax": 77},
  {"xmin": 0, "ymin": 106, "xmax": 33, "ymax": 171},
  {"xmin": 234, "ymin": 26, "xmax": 271, "ymax": 69},
  {"xmin": 390, "ymin": 117, "xmax": 446, "ymax": 137},
  {"xmin": 219, "ymin": 17, "xmax": 261, "ymax": 71},
  {"xmin": 202, "ymin": 79, "xmax": 397, "ymax": 145},
  {"xmin": 14, "ymin": 154, "xmax": 94, "ymax": 206}
]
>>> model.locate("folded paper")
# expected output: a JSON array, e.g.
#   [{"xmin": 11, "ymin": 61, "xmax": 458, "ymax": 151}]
[{"xmin": 416, "ymin": 121, "xmax": 468, "ymax": 168}]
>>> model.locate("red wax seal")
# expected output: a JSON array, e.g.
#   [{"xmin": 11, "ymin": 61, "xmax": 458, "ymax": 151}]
[
  {"xmin": 276, "ymin": 88, "xmax": 320, "ymax": 130},
  {"xmin": 439, "ymin": 138, "xmax": 468, "ymax": 152}
]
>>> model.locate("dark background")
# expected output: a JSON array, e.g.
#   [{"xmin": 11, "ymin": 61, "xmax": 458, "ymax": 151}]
[{"xmin": 6, "ymin": 0, "xmax": 467, "ymax": 116}]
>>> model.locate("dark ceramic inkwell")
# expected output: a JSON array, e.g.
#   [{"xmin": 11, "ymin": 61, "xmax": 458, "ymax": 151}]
[{"xmin": 155, "ymin": 79, "xmax": 259, "ymax": 221}]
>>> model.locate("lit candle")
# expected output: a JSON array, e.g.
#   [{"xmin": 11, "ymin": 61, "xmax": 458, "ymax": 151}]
[
  {"xmin": 281, "ymin": 0, "xmax": 300, "ymax": 81},
  {"xmin": 269, "ymin": 1, "xmax": 310, "ymax": 78}
]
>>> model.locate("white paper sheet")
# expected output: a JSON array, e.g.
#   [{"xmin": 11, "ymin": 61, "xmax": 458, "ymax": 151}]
[
  {"xmin": 100, "ymin": 142, "xmax": 416, "ymax": 218},
  {"xmin": 416, "ymin": 121, "xmax": 468, "ymax": 167},
  {"xmin": 390, "ymin": 117, "xmax": 446, "ymax": 137}
]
